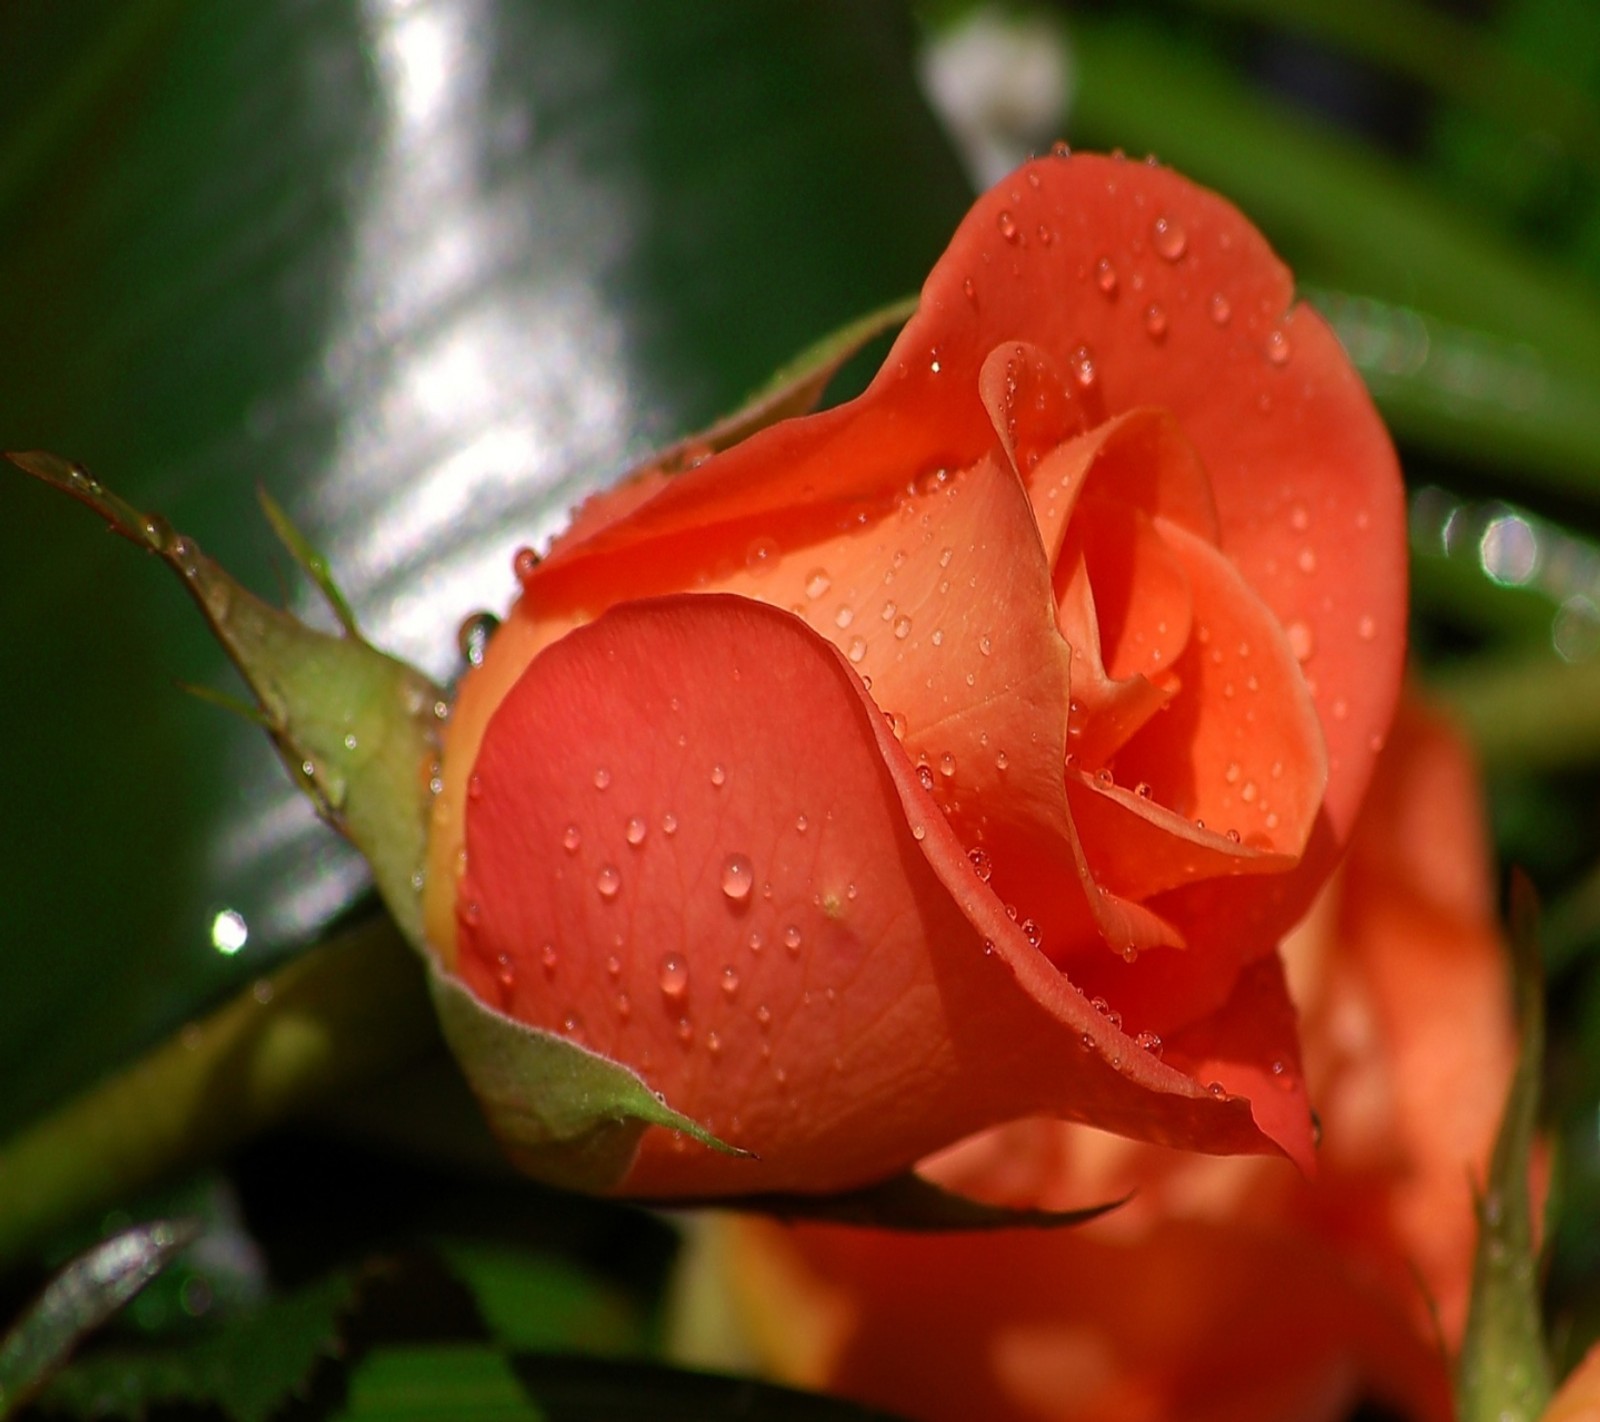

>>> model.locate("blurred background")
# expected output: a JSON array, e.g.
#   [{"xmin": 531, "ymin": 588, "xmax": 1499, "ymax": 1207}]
[{"xmin": 1, "ymin": 1, "xmax": 1598, "ymax": 1416}]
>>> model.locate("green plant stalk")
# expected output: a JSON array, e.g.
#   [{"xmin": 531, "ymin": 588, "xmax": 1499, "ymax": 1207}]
[
  {"xmin": 0, "ymin": 916, "xmax": 438, "ymax": 1270},
  {"xmin": 1429, "ymin": 651, "xmax": 1600, "ymax": 770}
]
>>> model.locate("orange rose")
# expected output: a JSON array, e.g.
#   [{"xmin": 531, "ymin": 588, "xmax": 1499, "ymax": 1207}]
[
  {"xmin": 424, "ymin": 152, "xmax": 1405, "ymax": 1195},
  {"xmin": 708, "ymin": 702, "xmax": 1517, "ymax": 1422}
]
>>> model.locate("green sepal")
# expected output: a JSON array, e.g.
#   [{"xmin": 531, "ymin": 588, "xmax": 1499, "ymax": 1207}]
[
  {"xmin": 0, "ymin": 1219, "xmax": 200, "ymax": 1419},
  {"xmin": 4, "ymin": 451, "xmax": 441, "ymax": 949},
  {"xmin": 428, "ymin": 967, "xmax": 750, "ymax": 1195},
  {"xmin": 672, "ymin": 1174, "xmax": 1129, "ymax": 1233},
  {"xmin": 1456, "ymin": 872, "xmax": 1553, "ymax": 1422},
  {"xmin": 643, "ymin": 294, "xmax": 916, "ymax": 472}
]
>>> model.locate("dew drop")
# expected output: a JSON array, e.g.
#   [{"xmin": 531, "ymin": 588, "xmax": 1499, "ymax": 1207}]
[
  {"xmin": 562, "ymin": 824, "xmax": 582, "ymax": 853},
  {"xmin": 939, "ymin": 752, "xmax": 957, "ymax": 778},
  {"xmin": 805, "ymin": 568, "xmax": 832, "ymax": 599},
  {"xmin": 721, "ymin": 853, "xmax": 754, "ymax": 901},
  {"xmin": 1095, "ymin": 256, "xmax": 1117, "ymax": 294},
  {"xmin": 783, "ymin": 924, "xmax": 803, "ymax": 952},
  {"xmin": 847, "ymin": 636, "xmax": 867, "ymax": 663},
  {"xmin": 706, "ymin": 1030, "xmax": 722, "ymax": 1057},
  {"xmin": 1289, "ymin": 504, "xmax": 1310, "ymax": 533},
  {"xmin": 457, "ymin": 612, "xmax": 501, "ymax": 668},
  {"xmin": 562, "ymin": 1011, "xmax": 583, "ymax": 1036},
  {"xmin": 1286, "ymin": 621, "xmax": 1315, "ymax": 661},
  {"xmin": 1143, "ymin": 303, "xmax": 1168, "ymax": 341},
  {"xmin": 745, "ymin": 536, "xmax": 779, "ymax": 575},
  {"xmin": 962, "ymin": 276, "xmax": 977, "ymax": 303},
  {"xmin": 1357, "ymin": 614, "xmax": 1376, "ymax": 641},
  {"xmin": 1069, "ymin": 343, "xmax": 1096, "ymax": 388},
  {"xmin": 893, "ymin": 615, "xmax": 912, "ymax": 640},
  {"xmin": 495, "ymin": 952, "xmax": 515, "ymax": 990},
  {"xmin": 1208, "ymin": 292, "xmax": 1231, "ymax": 326},
  {"xmin": 912, "ymin": 822, "xmax": 927, "ymax": 841},
  {"xmin": 721, "ymin": 965, "xmax": 740, "ymax": 996},
  {"xmin": 541, "ymin": 942, "xmax": 559, "ymax": 973},
  {"xmin": 1297, "ymin": 546, "xmax": 1317, "ymax": 574},
  {"xmin": 596, "ymin": 865, "xmax": 621, "ymax": 900},
  {"xmin": 1265, "ymin": 329, "xmax": 1291, "ymax": 366},
  {"xmin": 917, "ymin": 764, "xmax": 936, "ymax": 792},
  {"xmin": 625, "ymin": 816, "xmax": 647, "ymax": 846},
  {"xmin": 1021, "ymin": 918, "xmax": 1041, "ymax": 947},
  {"xmin": 1151, "ymin": 215, "xmax": 1187, "ymax": 260},
  {"xmin": 1207, "ymin": 1081, "xmax": 1227, "ymax": 1098},
  {"xmin": 978, "ymin": 634, "xmax": 992, "ymax": 656},
  {"xmin": 996, "ymin": 751, "xmax": 1009, "ymax": 771},
  {"xmin": 997, "ymin": 209, "xmax": 1019, "ymax": 242},
  {"xmin": 834, "ymin": 605, "xmax": 855, "ymax": 630},
  {"xmin": 756, "ymin": 1003, "xmax": 772, "ymax": 1028},
  {"xmin": 513, "ymin": 546, "xmax": 541, "ymax": 580},
  {"xmin": 710, "ymin": 763, "xmax": 727, "ymax": 787},
  {"xmin": 658, "ymin": 953, "xmax": 688, "ymax": 998},
  {"xmin": 1135, "ymin": 1031, "xmax": 1163, "ymax": 1057},
  {"xmin": 662, "ymin": 812, "xmax": 679, "ymax": 836},
  {"xmin": 968, "ymin": 846, "xmax": 993, "ymax": 883},
  {"xmin": 593, "ymin": 767, "xmax": 611, "ymax": 791},
  {"xmin": 467, "ymin": 773, "xmax": 482, "ymax": 801},
  {"xmin": 1135, "ymin": 781, "xmax": 1153, "ymax": 799},
  {"xmin": 1095, "ymin": 767, "xmax": 1114, "ymax": 788},
  {"xmin": 615, "ymin": 990, "xmax": 632, "ymax": 1020},
  {"xmin": 1224, "ymin": 761, "xmax": 1241, "ymax": 785},
  {"xmin": 795, "ymin": 813, "xmax": 809, "ymax": 833},
  {"xmin": 606, "ymin": 954, "xmax": 622, "ymax": 978}
]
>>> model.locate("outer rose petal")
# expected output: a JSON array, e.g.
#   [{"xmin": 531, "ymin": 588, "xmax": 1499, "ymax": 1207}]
[{"xmin": 458, "ymin": 595, "xmax": 1283, "ymax": 1195}]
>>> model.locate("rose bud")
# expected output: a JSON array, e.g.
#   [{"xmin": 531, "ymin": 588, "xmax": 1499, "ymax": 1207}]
[{"xmin": 423, "ymin": 151, "xmax": 1405, "ymax": 1197}]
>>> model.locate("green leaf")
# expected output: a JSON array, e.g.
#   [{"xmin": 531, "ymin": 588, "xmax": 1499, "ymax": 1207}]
[
  {"xmin": 428, "ymin": 968, "xmax": 750, "ymax": 1195},
  {"xmin": 0, "ymin": 1219, "xmax": 198, "ymax": 1418},
  {"xmin": 43, "ymin": 1270, "xmax": 356, "ymax": 1422},
  {"xmin": 0, "ymin": 0, "xmax": 971, "ymax": 1143},
  {"xmin": 671, "ymin": 1172, "xmax": 1129, "ymax": 1233},
  {"xmin": 0, "ymin": 915, "xmax": 436, "ymax": 1269},
  {"xmin": 1457, "ymin": 873, "xmax": 1554, "ymax": 1422},
  {"xmin": 339, "ymin": 1346, "xmax": 545, "ymax": 1422},
  {"xmin": 6, "ymin": 450, "xmax": 443, "ymax": 948},
  {"xmin": 505, "ymin": 1353, "xmax": 906, "ymax": 1421},
  {"xmin": 430, "ymin": 1242, "xmax": 644, "ymax": 1357}
]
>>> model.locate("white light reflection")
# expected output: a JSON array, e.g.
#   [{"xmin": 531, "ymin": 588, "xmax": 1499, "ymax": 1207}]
[
  {"xmin": 1480, "ymin": 514, "xmax": 1540, "ymax": 586},
  {"xmin": 210, "ymin": 909, "xmax": 250, "ymax": 955},
  {"xmin": 210, "ymin": 0, "xmax": 648, "ymax": 948}
]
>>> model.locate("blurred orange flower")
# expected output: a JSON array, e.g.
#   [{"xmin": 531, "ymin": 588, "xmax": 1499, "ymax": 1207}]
[{"xmin": 712, "ymin": 699, "xmax": 1517, "ymax": 1422}]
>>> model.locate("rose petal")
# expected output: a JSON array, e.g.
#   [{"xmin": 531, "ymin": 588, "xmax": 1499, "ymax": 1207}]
[
  {"xmin": 459, "ymin": 595, "xmax": 1278, "ymax": 1195},
  {"xmin": 1112, "ymin": 518, "xmax": 1327, "ymax": 860},
  {"xmin": 903, "ymin": 153, "xmax": 1404, "ymax": 866}
]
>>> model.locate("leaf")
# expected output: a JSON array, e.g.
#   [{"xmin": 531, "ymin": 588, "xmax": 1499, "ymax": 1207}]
[
  {"xmin": 430, "ymin": 1241, "xmax": 645, "ymax": 1357},
  {"xmin": 1457, "ymin": 871, "xmax": 1554, "ymax": 1422},
  {"xmin": 338, "ymin": 1345, "xmax": 544, "ymax": 1422},
  {"xmin": 505, "ymin": 1352, "xmax": 906, "ymax": 1421},
  {"xmin": 0, "ymin": 1219, "xmax": 198, "ymax": 1418},
  {"xmin": 668, "ymin": 1173, "xmax": 1130, "ymax": 1233},
  {"xmin": 4, "ymin": 450, "xmax": 442, "ymax": 948},
  {"xmin": 428, "ymin": 968, "xmax": 750, "ymax": 1195},
  {"xmin": 42, "ymin": 1270, "xmax": 356, "ymax": 1422},
  {"xmin": 0, "ymin": 0, "xmax": 971, "ymax": 1144},
  {"xmin": 0, "ymin": 915, "xmax": 436, "ymax": 1270}
]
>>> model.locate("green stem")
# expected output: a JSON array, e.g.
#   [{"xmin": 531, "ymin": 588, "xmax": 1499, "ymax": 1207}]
[
  {"xmin": 0, "ymin": 916, "xmax": 439, "ymax": 1270},
  {"xmin": 1429, "ymin": 652, "xmax": 1600, "ymax": 770}
]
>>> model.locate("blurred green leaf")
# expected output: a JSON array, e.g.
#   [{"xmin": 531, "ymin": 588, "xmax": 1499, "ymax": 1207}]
[
  {"xmin": 1457, "ymin": 875, "xmax": 1554, "ymax": 1422},
  {"xmin": 431, "ymin": 1241, "xmax": 644, "ymax": 1357},
  {"xmin": 0, "ymin": 0, "xmax": 971, "ymax": 1144},
  {"xmin": 338, "ymin": 1347, "xmax": 907, "ymax": 1422},
  {"xmin": 1066, "ymin": 13, "xmax": 1600, "ymax": 503},
  {"xmin": 43, "ymin": 1270, "xmax": 356, "ymax": 1422},
  {"xmin": 0, "ymin": 1220, "xmax": 198, "ymax": 1418}
]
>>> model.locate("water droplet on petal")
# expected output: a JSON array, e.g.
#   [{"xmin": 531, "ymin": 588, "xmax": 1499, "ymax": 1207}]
[
  {"xmin": 1265, "ymin": 329, "xmax": 1291, "ymax": 365},
  {"xmin": 968, "ymin": 846, "xmax": 993, "ymax": 883},
  {"xmin": 721, "ymin": 853, "xmax": 754, "ymax": 901},
  {"xmin": 997, "ymin": 209, "xmax": 1019, "ymax": 242},
  {"xmin": 1357, "ymin": 614, "xmax": 1377, "ymax": 641},
  {"xmin": 1207, "ymin": 1080, "xmax": 1227, "ymax": 1098},
  {"xmin": 662, "ymin": 812, "xmax": 679, "ymax": 836},
  {"xmin": 1143, "ymin": 303, "xmax": 1168, "ymax": 340},
  {"xmin": 593, "ymin": 767, "xmax": 611, "ymax": 791},
  {"xmin": 659, "ymin": 953, "xmax": 688, "ymax": 998},
  {"xmin": 1209, "ymin": 292, "xmax": 1231, "ymax": 325},
  {"xmin": 847, "ymin": 636, "xmax": 867, "ymax": 663},
  {"xmin": 1297, "ymin": 547, "xmax": 1317, "ymax": 574},
  {"xmin": 805, "ymin": 568, "xmax": 831, "ymax": 599},
  {"xmin": 783, "ymin": 924, "xmax": 803, "ymax": 952},
  {"xmin": 1286, "ymin": 621, "xmax": 1315, "ymax": 661},
  {"xmin": 1152, "ymin": 215, "xmax": 1186, "ymax": 260},
  {"xmin": 1095, "ymin": 257, "xmax": 1117, "ymax": 294},
  {"xmin": 596, "ymin": 865, "xmax": 621, "ymax": 900},
  {"xmin": 745, "ymin": 536, "xmax": 779, "ymax": 574},
  {"xmin": 939, "ymin": 752, "xmax": 956, "ymax": 777},
  {"xmin": 625, "ymin": 816, "xmax": 647, "ymax": 846},
  {"xmin": 710, "ymin": 763, "xmax": 727, "ymax": 787}
]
